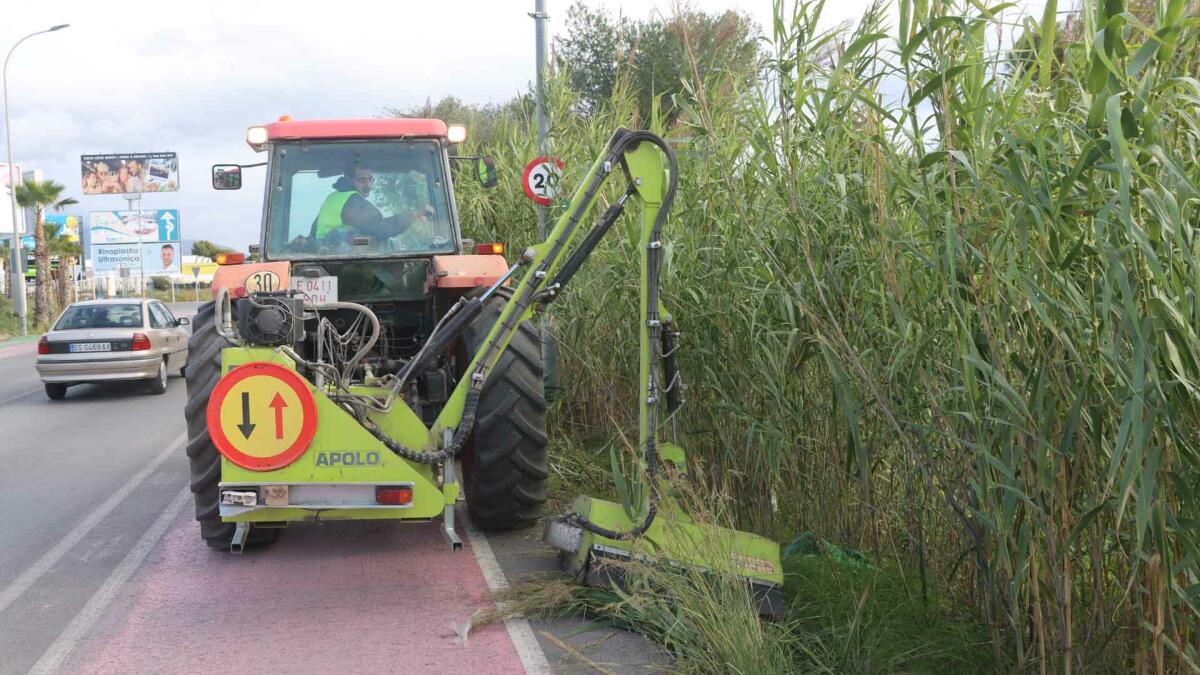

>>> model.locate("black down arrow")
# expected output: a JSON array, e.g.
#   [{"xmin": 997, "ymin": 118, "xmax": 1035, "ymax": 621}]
[{"xmin": 237, "ymin": 391, "xmax": 256, "ymax": 438}]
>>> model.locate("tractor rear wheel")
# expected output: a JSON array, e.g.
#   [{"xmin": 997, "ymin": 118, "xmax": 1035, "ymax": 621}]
[
  {"xmin": 184, "ymin": 300, "xmax": 280, "ymax": 550},
  {"xmin": 460, "ymin": 290, "xmax": 548, "ymax": 531}
]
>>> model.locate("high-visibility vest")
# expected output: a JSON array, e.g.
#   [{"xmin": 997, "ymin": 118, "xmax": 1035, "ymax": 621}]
[{"xmin": 314, "ymin": 191, "xmax": 357, "ymax": 237}]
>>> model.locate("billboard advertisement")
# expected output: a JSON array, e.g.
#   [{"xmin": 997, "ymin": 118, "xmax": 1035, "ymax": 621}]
[
  {"xmin": 80, "ymin": 152, "xmax": 178, "ymax": 195},
  {"xmin": 146, "ymin": 241, "xmax": 181, "ymax": 273},
  {"xmin": 89, "ymin": 210, "xmax": 180, "ymax": 244},
  {"xmin": 45, "ymin": 214, "xmax": 81, "ymax": 241},
  {"xmin": 92, "ymin": 242, "xmax": 181, "ymax": 273}
]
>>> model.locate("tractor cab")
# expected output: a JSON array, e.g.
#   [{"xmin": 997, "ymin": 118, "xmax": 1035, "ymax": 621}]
[
  {"xmin": 209, "ymin": 117, "xmax": 504, "ymax": 336},
  {"xmin": 211, "ymin": 117, "xmax": 496, "ymax": 272}
]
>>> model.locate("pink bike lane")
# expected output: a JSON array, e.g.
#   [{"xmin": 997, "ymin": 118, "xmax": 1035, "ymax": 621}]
[
  {"xmin": 61, "ymin": 507, "xmax": 527, "ymax": 674},
  {"xmin": 0, "ymin": 339, "xmax": 36, "ymax": 360}
]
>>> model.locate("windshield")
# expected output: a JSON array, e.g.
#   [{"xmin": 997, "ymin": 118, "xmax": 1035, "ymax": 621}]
[
  {"xmin": 264, "ymin": 139, "xmax": 455, "ymax": 260},
  {"xmin": 55, "ymin": 303, "xmax": 144, "ymax": 330}
]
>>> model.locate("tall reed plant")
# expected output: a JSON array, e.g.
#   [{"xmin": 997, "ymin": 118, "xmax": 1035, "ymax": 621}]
[{"xmin": 454, "ymin": 0, "xmax": 1200, "ymax": 668}]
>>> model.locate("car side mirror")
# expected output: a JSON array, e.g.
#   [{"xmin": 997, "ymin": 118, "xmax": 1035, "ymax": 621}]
[
  {"xmin": 476, "ymin": 157, "xmax": 498, "ymax": 189},
  {"xmin": 212, "ymin": 164, "xmax": 242, "ymax": 190},
  {"xmin": 176, "ymin": 317, "xmax": 190, "ymax": 326}
]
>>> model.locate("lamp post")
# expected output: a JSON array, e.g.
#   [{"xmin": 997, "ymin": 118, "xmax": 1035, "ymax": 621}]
[{"xmin": 4, "ymin": 23, "xmax": 69, "ymax": 335}]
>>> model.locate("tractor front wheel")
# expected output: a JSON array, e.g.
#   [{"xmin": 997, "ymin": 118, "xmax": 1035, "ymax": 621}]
[
  {"xmin": 460, "ymin": 290, "xmax": 549, "ymax": 531},
  {"xmin": 184, "ymin": 300, "xmax": 280, "ymax": 550}
]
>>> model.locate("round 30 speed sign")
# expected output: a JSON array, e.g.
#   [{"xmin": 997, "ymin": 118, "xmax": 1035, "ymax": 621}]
[{"xmin": 521, "ymin": 156, "xmax": 564, "ymax": 206}]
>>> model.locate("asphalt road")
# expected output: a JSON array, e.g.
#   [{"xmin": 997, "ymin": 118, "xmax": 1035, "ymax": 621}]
[{"xmin": 0, "ymin": 301, "xmax": 666, "ymax": 674}]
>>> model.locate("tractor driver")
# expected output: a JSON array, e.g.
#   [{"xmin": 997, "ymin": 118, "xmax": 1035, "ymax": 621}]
[{"xmin": 308, "ymin": 167, "xmax": 434, "ymax": 248}]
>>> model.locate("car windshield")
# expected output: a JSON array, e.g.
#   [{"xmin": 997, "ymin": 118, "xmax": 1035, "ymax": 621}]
[
  {"xmin": 265, "ymin": 140, "xmax": 455, "ymax": 260},
  {"xmin": 54, "ymin": 303, "xmax": 144, "ymax": 330}
]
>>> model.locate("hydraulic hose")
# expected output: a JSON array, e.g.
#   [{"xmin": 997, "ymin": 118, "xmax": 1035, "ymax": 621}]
[
  {"xmin": 312, "ymin": 300, "xmax": 380, "ymax": 389},
  {"xmin": 214, "ymin": 287, "xmax": 239, "ymax": 344}
]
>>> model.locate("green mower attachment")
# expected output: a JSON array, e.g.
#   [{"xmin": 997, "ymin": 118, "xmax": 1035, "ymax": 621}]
[
  {"xmin": 527, "ymin": 129, "xmax": 784, "ymax": 618},
  {"xmin": 545, "ymin": 495, "xmax": 785, "ymax": 619}
]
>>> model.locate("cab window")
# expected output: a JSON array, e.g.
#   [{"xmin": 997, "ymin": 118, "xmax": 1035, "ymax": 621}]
[{"xmin": 264, "ymin": 140, "xmax": 455, "ymax": 260}]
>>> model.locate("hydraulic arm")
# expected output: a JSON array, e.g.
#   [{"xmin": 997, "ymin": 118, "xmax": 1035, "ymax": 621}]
[
  {"xmin": 349, "ymin": 128, "xmax": 679, "ymax": 494},
  {"xmin": 277, "ymin": 128, "xmax": 782, "ymax": 613}
]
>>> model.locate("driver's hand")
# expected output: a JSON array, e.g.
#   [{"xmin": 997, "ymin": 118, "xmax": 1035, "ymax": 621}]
[{"xmin": 411, "ymin": 205, "xmax": 435, "ymax": 223}]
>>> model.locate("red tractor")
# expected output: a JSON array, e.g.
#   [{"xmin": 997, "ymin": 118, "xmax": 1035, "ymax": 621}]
[{"xmin": 187, "ymin": 118, "xmax": 546, "ymax": 550}]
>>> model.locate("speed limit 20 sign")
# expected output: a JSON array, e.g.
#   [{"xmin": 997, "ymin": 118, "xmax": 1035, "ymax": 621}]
[{"xmin": 521, "ymin": 156, "xmax": 564, "ymax": 206}]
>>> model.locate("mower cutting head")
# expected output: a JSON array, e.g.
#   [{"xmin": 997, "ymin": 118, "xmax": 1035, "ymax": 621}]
[{"xmin": 545, "ymin": 495, "xmax": 785, "ymax": 619}]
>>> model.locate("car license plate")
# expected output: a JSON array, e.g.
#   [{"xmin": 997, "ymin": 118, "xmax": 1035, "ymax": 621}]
[
  {"xmin": 69, "ymin": 342, "xmax": 111, "ymax": 353},
  {"xmin": 291, "ymin": 276, "xmax": 338, "ymax": 305}
]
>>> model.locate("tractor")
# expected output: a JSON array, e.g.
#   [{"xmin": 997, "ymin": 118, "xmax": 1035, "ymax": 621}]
[
  {"xmin": 187, "ymin": 117, "xmax": 544, "ymax": 550},
  {"xmin": 188, "ymin": 118, "xmax": 783, "ymax": 616}
]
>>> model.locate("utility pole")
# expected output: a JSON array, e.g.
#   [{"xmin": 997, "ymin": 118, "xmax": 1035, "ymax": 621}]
[
  {"xmin": 531, "ymin": 0, "xmax": 559, "ymax": 394},
  {"xmin": 4, "ymin": 25, "xmax": 70, "ymax": 334}
]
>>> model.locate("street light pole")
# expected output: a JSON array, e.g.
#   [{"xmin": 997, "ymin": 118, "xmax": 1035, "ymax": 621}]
[
  {"xmin": 4, "ymin": 23, "xmax": 69, "ymax": 335},
  {"xmin": 530, "ymin": 0, "xmax": 559, "ymax": 394}
]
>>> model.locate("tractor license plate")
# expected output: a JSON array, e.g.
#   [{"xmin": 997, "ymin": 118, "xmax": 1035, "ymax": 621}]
[
  {"xmin": 70, "ymin": 342, "xmax": 111, "ymax": 353},
  {"xmin": 291, "ymin": 276, "xmax": 338, "ymax": 305}
]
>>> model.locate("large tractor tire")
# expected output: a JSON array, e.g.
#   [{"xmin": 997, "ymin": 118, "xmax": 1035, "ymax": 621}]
[
  {"xmin": 460, "ymin": 290, "xmax": 549, "ymax": 531},
  {"xmin": 184, "ymin": 301, "xmax": 280, "ymax": 550}
]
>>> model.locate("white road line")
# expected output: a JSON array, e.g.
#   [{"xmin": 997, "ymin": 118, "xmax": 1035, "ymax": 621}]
[
  {"xmin": 28, "ymin": 487, "xmax": 191, "ymax": 675},
  {"xmin": 0, "ymin": 431, "xmax": 185, "ymax": 617},
  {"xmin": 0, "ymin": 387, "xmax": 40, "ymax": 406},
  {"xmin": 461, "ymin": 509, "xmax": 554, "ymax": 675}
]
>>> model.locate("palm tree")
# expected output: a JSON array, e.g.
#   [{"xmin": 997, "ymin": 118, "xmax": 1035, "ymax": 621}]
[
  {"xmin": 15, "ymin": 180, "xmax": 77, "ymax": 327},
  {"xmin": 45, "ymin": 223, "xmax": 82, "ymax": 309}
]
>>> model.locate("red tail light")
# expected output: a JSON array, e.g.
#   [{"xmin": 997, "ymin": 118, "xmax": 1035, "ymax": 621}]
[
  {"xmin": 375, "ymin": 486, "xmax": 413, "ymax": 505},
  {"xmin": 215, "ymin": 252, "xmax": 245, "ymax": 265},
  {"xmin": 476, "ymin": 242, "xmax": 505, "ymax": 256},
  {"xmin": 131, "ymin": 333, "xmax": 152, "ymax": 351},
  {"xmin": 38, "ymin": 336, "xmax": 50, "ymax": 354}
]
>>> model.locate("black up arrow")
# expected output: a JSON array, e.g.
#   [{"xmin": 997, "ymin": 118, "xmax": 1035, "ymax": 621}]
[{"xmin": 237, "ymin": 392, "xmax": 256, "ymax": 439}]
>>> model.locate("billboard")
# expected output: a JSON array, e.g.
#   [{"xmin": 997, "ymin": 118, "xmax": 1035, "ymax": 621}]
[
  {"xmin": 89, "ymin": 210, "xmax": 180, "ymax": 244},
  {"xmin": 92, "ymin": 242, "xmax": 181, "ymax": 273},
  {"xmin": 80, "ymin": 152, "xmax": 179, "ymax": 195},
  {"xmin": 45, "ymin": 214, "xmax": 81, "ymax": 241}
]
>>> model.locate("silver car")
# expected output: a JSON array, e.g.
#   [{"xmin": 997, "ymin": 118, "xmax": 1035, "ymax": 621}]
[{"xmin": 36, "ymin": 299, "xmax": 190, "ymax": 400}]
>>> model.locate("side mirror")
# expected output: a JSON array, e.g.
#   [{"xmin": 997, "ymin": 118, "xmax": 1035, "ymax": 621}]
[
  {"xmin": 476, "ymin": 157, "xmax": 498, "ymax": 189},
  {"xmin": 176, "ymin": 317, "xmax": 190, "ymax": 326},
  {"xmin": 212, "ymin": 164, "xmax": 242, "ymax": 190}
]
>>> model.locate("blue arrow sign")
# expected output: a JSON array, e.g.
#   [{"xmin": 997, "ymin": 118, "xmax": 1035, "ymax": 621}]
[{"xmin": 157, "ymin": 210, "xmax": 179, "ymax": 242}]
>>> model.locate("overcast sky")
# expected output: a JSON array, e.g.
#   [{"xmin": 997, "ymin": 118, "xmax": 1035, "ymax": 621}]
[{"xmin": 2, "ymin": 0, "xmax": 1041, "ymax": 253}]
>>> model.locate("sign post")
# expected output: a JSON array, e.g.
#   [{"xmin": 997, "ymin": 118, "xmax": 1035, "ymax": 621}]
[
  {"xmin": 192, "ymin": 265, "xmax": 201, "ymax": 302},
  {"xmin": 123, "ymin": 195, "xmax": 145, "ymax": 294},
  {"xmin": 521, "ymin": 155, "xmax": 563, "ymax": 394}
]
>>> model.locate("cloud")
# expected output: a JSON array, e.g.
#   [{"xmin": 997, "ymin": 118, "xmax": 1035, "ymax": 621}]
[{"xmin": 3, "ymin": 0, "xmax": 900, "ymax": 251}]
